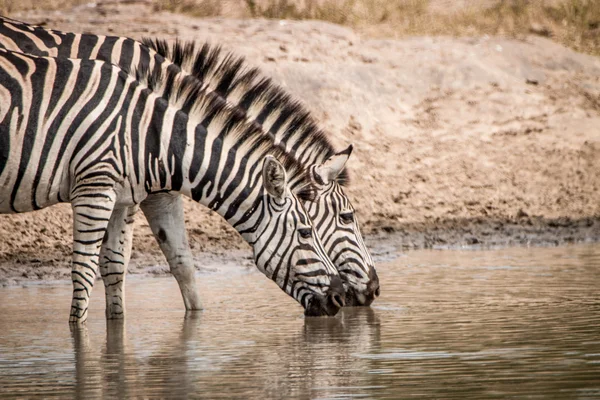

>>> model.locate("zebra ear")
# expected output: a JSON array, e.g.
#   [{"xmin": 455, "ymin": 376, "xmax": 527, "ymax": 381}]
[
  {"xmin": 314, "ymin": 144, "xmax": 353, "ymax": 185},
  {"xmin": 262, "ymin": 155, "xmax": 287, "ymax": 200}
]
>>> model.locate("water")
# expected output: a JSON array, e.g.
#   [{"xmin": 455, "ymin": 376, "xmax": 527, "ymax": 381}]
[{"xmin": 1, "ymin": 244, "xmax": 599, "ymax": 399}]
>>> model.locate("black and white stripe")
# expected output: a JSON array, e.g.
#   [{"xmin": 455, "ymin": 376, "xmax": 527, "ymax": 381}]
[
  {"xmin": 0, "ymin": 48, "xmax": 345, "ymax": 323},
  {"xmin": 0, "ymin": 15, "xmax": 378, "ymax": 307},
  {"xmin": 0, "ymin": 16, "xmax": 191, "ymax": 317},
  {"xmin": 144, "ymin": 39, "xmax": 380, "ymax": 305}
]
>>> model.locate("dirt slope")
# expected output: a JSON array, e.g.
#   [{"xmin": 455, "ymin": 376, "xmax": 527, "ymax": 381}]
[{"xmin": 1, "ymin": 3, "xmax": 599, "ymax": 284}]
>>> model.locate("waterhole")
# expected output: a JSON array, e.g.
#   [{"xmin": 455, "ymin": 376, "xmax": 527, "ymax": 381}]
[{"xmin": 1, "ymin": 244, "xmax": 599, "ymax": 398}]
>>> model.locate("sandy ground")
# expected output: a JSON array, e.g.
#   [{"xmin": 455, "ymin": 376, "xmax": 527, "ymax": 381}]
[{"xmin": 1, "ymin": 2, "xmax": 599, "ymax": 285}]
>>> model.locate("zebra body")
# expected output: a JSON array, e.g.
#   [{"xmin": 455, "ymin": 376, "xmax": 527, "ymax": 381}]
[
  {"xmin": 0, "ymin": 48, "xmax": 345, "ymax": 323},
  {"xmin": 0, "ymin": 16, "xmax": 209, "ymax": 315},
  {"xmin": 0, "ymin": 15, "xmax": 379, "ymax": 309}
]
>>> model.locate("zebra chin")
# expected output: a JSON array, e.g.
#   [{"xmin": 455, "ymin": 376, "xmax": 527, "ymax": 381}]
[{"xmin": 303, "ymin": 276, "xmax": 346, "ymax": 317}]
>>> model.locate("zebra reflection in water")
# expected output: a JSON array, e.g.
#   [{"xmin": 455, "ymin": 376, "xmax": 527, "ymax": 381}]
[{"xmin": 70, "ymin": 309, "xmax": 381, "ymax": 398}]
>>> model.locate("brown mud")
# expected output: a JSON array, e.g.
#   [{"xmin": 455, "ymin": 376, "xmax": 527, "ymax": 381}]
[{"xmin": 1, "ymin": 3, "xmax": 599, "ymax": 285}]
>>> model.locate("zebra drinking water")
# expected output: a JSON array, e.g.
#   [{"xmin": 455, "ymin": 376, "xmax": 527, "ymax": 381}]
[
  {"xmin": 145, "ymin": 39, "xmax": 381, "ymax": 306},
  {"xmin": 0, "ymin": 48, "xmax": 345, "ymax": 323},
  {"xmin": 0, "ymin": 15, "xmax": 379, "ymax": 310}
]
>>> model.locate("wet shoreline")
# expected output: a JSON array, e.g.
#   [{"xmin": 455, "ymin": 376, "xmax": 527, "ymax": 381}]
[
  {"xmin": 367, "ymin": 215, "xmax": 600, "ymax": 251},
  {"xmin": 2, "ymin": 216, "xmax": 598, "ymax": 287}
]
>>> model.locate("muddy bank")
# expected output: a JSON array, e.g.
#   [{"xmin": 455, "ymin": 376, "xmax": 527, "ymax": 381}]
[
  {"xmin": 1, "ymin": 200, "xmax": 598, "ymax": 286},
  {"xmin": 1, "ymin": 3, "xmax": 599, "ymax": 285}
]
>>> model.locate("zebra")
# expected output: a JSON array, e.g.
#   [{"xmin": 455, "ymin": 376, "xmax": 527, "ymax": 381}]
[
  {"xmin": 144, "ymin": 39, "xmax": 381, "ymax": 306},
  {"xmin": 0, "ymin": 16, "xmax": 206, "ymax": 317},
  {"xmin": 0, "ymin": 15, "xmax": 380, "ymax": 308},
  {"xmin": 0, "ymin": 48, "xmax": 346, "ymax": 323}
]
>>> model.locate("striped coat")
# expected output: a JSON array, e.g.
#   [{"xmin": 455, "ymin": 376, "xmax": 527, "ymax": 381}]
[
  {"xmin": 0, "ymin": 48, "xmax": 345, "ymax": 323},
  {"xmin": 0, "ymin": 15, "xmax": 379, "ymax": 309}
]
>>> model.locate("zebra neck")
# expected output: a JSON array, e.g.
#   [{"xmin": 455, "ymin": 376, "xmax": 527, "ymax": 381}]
[{"xmin": 141, "ymin": 97, "xmax": 266, "ymax": 234}]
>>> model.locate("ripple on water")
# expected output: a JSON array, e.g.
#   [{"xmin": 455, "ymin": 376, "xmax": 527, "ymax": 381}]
[{"xmin": 0, "ymin": 244, "xmax": 599, "ymax": 399}]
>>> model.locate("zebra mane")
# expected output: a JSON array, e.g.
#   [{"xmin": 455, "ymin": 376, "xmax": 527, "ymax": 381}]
[
  {"xmin": 133, "ymin": 61, "xmax": 316, "ymax": 202},
  {"xmin": 141, "ymin": 37, "xmax": 350, "ymax": 187}
]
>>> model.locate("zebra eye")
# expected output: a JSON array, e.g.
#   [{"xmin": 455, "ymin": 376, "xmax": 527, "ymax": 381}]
[
  {"xmin": 340, "ymin": 212, "xmax": 354, "ymax": 224},
  {"xmin": 298, "ymin": 228, "xmax": 312, "ymax": 239}
]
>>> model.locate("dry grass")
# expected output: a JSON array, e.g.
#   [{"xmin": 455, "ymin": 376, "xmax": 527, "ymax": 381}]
[
  {"xmin": 155, "ymin": 0, "xmax": 600, "ymax": 55},
  {"xmin": 0, "ymin": 0, "xmax": 89, "ymax": 14},
  {"xmin": 2, "ymin": 0, "xmax": 599, "ymax": 55}
]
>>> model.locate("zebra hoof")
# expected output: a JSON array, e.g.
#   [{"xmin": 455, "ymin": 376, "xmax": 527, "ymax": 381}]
[
  {"xmin": 105, "ymin": 312, "xmax": 125, "ymax": 320},
  {"xmin": 105, "ymin": 304, "xmax": 125, "ymax": 320},
  {"xmin": 69, "ymin": 314, "xmax": 88, "ymax": 325},
  {"xmin": 185, "ymin": 302, "xmax": 204, "ymax": 311}
]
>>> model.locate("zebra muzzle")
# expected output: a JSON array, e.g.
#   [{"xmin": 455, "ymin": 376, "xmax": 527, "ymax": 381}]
[{"xmin": 304, "ymin": 275, "xmax": 346, "ymax": 317}]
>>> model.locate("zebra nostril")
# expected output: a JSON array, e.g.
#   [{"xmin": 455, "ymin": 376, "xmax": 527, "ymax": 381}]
[
  {"xmin": 374, "ymin": 286, "xmax": 380, "ymax": 298},
  {"xmin": 331, "ymin": 293, "xmax": 345, "ymax": 308}
]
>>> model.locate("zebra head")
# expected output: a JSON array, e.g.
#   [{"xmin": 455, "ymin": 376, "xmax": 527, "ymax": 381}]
[
  {"xmin": 305, "ymin": 145, "xmax": 380, "ymax": 307},
  {"xmin": 245, "ymin": 155, "xmax": 346, "ymax": 317}
]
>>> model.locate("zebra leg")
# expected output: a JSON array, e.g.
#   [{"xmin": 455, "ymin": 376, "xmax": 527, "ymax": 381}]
[
  {"xmin": 140, "ymin": 193, "xmax": 202, "ymax": 310},
  {"xmin": 100, "ymin": 205, "xmax": 138, "ymax": 320},
  {"xmin": 70, "ymin": 192, "xmax": 117, "ymax": 325}
]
